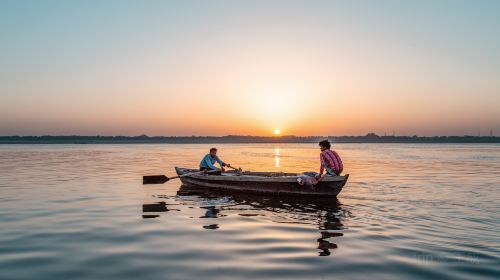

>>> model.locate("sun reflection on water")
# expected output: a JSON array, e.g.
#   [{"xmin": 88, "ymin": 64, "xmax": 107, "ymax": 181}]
[{"xmin": 274, "ymin": 147, "xmax": 280, "ymax": 168}]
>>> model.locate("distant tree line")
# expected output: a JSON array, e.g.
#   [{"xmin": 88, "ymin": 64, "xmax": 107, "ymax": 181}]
[{"xmin": 0, "ymin": 133, "xmax": 499, "ymax": 144}]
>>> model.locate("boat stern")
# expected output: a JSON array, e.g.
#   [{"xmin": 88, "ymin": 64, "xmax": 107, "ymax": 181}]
[{"xmin": 174, "ymin": 166, "xmax": 184, "ymax": 176}]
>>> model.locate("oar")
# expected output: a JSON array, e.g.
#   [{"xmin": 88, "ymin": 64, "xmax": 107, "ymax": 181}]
[
  {"xmin": 227, "ymin": 165, "xmax": 243, "ymax": 173},
  {"xmin": 143, "ymin": 170, "xmax": 217, "ymax": 185}
]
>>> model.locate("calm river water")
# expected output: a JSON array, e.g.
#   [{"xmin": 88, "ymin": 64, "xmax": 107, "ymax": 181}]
[{"xmin": 0, "ymin": 143, "xmax": 499, "ymax": 280}]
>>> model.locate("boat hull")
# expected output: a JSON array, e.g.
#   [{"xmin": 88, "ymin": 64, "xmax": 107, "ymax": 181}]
[{"xmin": 175, "ymin": 167, "xmax": 348, "ymax": 197}]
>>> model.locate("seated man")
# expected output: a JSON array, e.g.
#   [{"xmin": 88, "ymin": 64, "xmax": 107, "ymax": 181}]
[
  {"xmin": 316, "ymin": 140, "xmax": 343, "ymax": 179},
  {"xmin": 199, "ymin": 147, "xmax": 230, "ymax": 172}
]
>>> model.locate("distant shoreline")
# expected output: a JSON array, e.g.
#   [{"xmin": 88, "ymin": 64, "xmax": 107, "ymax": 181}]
[{"xmin": 1, "ymin": 134, "xmax": 499, "ymax": 144}]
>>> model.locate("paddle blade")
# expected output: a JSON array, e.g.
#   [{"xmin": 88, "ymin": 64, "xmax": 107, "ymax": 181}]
[{"xmin": 143, "ymin": 175, "xmax": 169, "ymax": 184}]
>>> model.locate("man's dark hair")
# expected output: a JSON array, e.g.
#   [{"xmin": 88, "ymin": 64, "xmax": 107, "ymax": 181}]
[
  {"xmin": 319, "ymin": 140, "xmax": 331, "ymax": 149},
  {"xmin": 210, "ymin": 147, "xmax": 217, "ymax": 152}
]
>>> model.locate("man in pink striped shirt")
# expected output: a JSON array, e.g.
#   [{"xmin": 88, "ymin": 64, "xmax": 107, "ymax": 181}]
[{"xmin": 316, "ymin": 140, "xmax": 343, "ymax": 178}]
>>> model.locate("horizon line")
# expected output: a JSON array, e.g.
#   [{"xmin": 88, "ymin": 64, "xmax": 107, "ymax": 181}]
[{"xmin": 1, "ymin": 133, "xmax": 498, "ymax": 138}]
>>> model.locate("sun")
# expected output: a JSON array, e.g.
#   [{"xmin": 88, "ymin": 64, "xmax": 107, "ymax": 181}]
[{"xmin": 274, "ymin": 129, "xmax": 281, "ymax": 135}]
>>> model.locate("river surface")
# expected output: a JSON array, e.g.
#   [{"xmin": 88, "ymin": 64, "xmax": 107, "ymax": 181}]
[{"xmin": 0, "ymin": 143, "xmax": 499, "ymax": 280}]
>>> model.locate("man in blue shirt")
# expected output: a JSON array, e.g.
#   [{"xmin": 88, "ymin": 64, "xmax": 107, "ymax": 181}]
[{"xmin": 199, "ymin": 147, "xmax": 231, "ymax": 172}]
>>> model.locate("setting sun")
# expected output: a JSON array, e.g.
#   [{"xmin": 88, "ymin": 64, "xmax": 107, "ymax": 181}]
[{"xmin": 274, "ymin": 129, "xmax": 281, "ymax": 135}]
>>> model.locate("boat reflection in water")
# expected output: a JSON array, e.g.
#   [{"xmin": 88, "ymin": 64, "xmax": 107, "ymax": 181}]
[
  {"xmin": 142, "ymin": 202, "xmax": 168, "ymax": 219},
  {"xmin": 174, "ymin": 184, "xmax": 348, "ymax": 256},
  {"xmin": 141, "ymin": 185, "xmax": 347, "ymax": 256},
  {"xmin": 141, "ymin": 201, "xmax": 182, "ymax": 218}
]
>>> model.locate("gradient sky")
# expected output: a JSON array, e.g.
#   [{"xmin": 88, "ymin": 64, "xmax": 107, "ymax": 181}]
[{"xmin": 1, "ymin": 0, "xmax": 499, "ymax": 136}]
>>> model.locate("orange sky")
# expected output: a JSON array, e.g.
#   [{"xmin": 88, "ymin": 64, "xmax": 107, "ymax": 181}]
[{"xmin": 1, "ymin": 1, "xmax": 499, "ymax": 136}]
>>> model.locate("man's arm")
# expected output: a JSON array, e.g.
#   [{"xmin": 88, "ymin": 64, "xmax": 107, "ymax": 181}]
[
  {"xmin": 204, "ymin": 155, "xmax": 218, "ymax": 170},
  {"xmin": 317, "ymin": 154, "xmax": 324, "ymax": 178},
  {"xmin": 314, "ymin": 173, "xmax": 327, "ymax": 185}
]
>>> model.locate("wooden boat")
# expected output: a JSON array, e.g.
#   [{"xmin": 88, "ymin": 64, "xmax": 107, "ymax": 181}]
[{"xmin": 174, "ymin": 167, "xmax": 349, "ymax": 197}]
